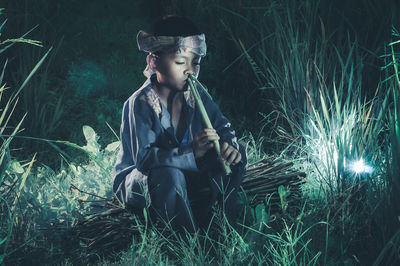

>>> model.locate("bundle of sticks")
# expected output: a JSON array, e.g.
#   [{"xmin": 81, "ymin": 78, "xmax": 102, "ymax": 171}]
[
  {"xmin": 71, "ymin": 156, "xmax": 306, "ymax": 256},
  {"xmin": 73, "ymin": 200, "xmax": 142, "ymax": 257},
  {"xmin": 241, "ymin": 156, "xmax": 306, "ymax": 210}
]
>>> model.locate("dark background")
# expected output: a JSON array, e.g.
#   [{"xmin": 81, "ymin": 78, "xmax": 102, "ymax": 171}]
[
  {"xmin": 1, "ymin": 1, "xmax": 400, "ymax": 265},
  {"xmin": 1, "ymin": 0, "xmax": 399, "ymax": 167}
]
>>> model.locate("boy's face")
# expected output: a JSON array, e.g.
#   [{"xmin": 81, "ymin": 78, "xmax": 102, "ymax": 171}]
[{"xmin": 155, "ymin": 48, "xmax": 201, "ymax": 91}]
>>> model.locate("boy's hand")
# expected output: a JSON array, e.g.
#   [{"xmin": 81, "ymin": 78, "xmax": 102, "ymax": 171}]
[
  {"xmin": 221, "ymin": 142, "xmax": 241, "ymax": 166},
  {"xmin": 192, "ymin": 128, "xmax": 219, "ymax": 158}
]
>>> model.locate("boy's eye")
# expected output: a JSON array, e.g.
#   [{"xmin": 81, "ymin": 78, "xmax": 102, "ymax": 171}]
[{"xmin": 174, "ymin": 61, "xmax": 200, "ymax": 66}]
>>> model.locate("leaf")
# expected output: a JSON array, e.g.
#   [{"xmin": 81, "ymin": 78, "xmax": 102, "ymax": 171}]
[
  {"xmin": 82, "ymin": 125, "xmax": 98, "ymax": 144},
  {"xmin": 82, "ymin": 125, "xmax": 100, "ymax": 154},
  {"xmin": 255, "ymin": 203, "xmax": 264, "ymax": 222},
  {"xmin": 278, "ymin": 185, "xmax": 286, "ymax": 197},
  {"xmin": 319, "ymin": 16, "xmax": 326, "ymax": 43},
  {"xmin": 278, "ymin": 185, "xmax": 289, "ymax": 211},
  {"xmin": 11, "ymin": 160, "xmax": 24, "ymax": 174},
  {"xmin": 11, "ymin": 153, "xmax": 36, "ymax": 215},
  {"xmin": 10, "ymin": 47, "xmax": 52, "ymax": 102},
  {"xmin": 79, "ymin": 194, "xmax": 89, "ymax": 202},
  {"xmin": 105, "ymin": 141, "xmax": 120, "ymax": 153},
  {"xmin": 143, "ymin": 208, "xmax": 148, "ymax": 224}
]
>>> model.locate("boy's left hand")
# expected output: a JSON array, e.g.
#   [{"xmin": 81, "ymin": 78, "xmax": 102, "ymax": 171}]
[{"xmin": 221, "ymin": 142, "xmax": 241, "ymax": 166}]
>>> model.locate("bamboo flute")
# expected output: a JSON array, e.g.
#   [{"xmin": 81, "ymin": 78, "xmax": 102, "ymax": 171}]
[{"xmin": 187, "ymin": 74, "xmax": 232, "ymax": 175}]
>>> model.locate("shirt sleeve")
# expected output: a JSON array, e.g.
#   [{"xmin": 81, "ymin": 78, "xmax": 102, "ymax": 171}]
[{"xmin": 112, "ymin": 95, "xmax": 199, "ymax": 195}]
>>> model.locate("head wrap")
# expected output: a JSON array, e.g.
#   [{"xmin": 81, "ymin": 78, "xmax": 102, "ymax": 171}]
[{"xmin": 136, "ymin": 30, "xmax": 207, "ymax": 77}]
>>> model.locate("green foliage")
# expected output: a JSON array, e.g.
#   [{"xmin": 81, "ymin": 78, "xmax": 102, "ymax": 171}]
[
  {"xmin": 12, "ymin": 41, "xmax": 62, "ymax": 139},
  {"xmin": 382, "ymin": 27, "xmax": 400, "ymax": 209},
  {"xmin": 239, "ymin": 131, "xmax": 269, "ymax": 164},
  {"xmin": 2, "ymin": 0, "xmax": 400, "ymax": 264},
  {"xmin": 214, "ymin": 0, "xmax": 398, "ymax": 263},
  {"xmin": 0, "ymin": 9, "xmax": 50, "ymax": 262},
  {"xmin": 0, "ymin": 195, "xmax": 12, "ymax": 264},
  {"xmin": 19, "ymin": 125, "xmax": 119, "ymax": 227},
  {"xmin": 2, "ymin": 6, "xmax": 59, "ymax": 141},
  {"xmin": 373, "ymin": 26, "xmax": 400, "ymax": 265},
  {"xmin": 278, "ymin": 185, "xmax": 290, "ymax": 212},
  {"xmin": 96, "ymin": 204, "xmax": 324, "ymax": 265}
]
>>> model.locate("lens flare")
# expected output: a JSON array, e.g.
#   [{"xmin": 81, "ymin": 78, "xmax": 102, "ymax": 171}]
[{"xmin": 348, "ymin": 158, "xmax": 374, "ymax": 174}]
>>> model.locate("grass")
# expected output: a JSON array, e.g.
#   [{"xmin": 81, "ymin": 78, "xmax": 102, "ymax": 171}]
[
  {"xmin": 2, "ymin": 0, "xmax": 400, "ymax": 265},
  {"xmin": 373, "ymin": 26, "xmax": 400, "ymax": 266},
  {"xmin": 12, "ymin": 41, "xmax": 64, "ymax": 139},
  {"xmin": 2, "ymin": 0, "xmax": 151, "ymax": 168},
  {"xmin": 1, "ymin": 123, "xmax": 323, "ymax": 265},
  {"xmin": 212, "ymin": 0, "xmax": 400, "ymax": 264},
  {"xmin": 0, "ymin": 8, "xmax": 51, "ymax": 263}
]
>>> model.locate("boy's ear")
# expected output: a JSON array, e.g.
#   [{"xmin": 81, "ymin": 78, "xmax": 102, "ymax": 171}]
[{"xmin": 146, "ymin": 54, "xmax": 158, "ymax": 72}]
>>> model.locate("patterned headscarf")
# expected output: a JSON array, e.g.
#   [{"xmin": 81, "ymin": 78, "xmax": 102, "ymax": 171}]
[{"xmin": 136, "ymin": 30, "xmax": 207, "ymax": 77}]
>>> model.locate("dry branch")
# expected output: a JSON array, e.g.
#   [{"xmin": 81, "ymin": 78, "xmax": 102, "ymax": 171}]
[{"xmin": 71, "ymin": 156, "xmax": 306, "ymax": 254}]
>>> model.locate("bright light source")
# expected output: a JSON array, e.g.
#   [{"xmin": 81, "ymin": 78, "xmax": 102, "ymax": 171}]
[{"xmin": 348, "ymin": 158, "xmax": 374, "ymax": 174}]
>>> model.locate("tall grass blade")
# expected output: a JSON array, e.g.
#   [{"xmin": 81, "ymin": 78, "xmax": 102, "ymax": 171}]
[
  {"xmin": 0, "ymin": 24, "xmax": 40, "ymax": 54},
  {"xmin": 0, "ymin": 59, "xmax": 7, "ymax": 85},
  {"xmin": 10, "ymin": 47, "xmax": 52, "ymax": 103},
  {"xmin": 0, "ymin": 196, "xmax": 12, "ymax": 264}
]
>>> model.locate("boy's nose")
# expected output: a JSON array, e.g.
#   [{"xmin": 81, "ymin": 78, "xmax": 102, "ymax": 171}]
[
  {"xmin": 184, "ymin": 68, "xmax": 197, "ymax": 78},
  {"xmin": 184, "ymin": 64, "xmax": 196, "ymax": 76},
  {"xmin": 184, "ymin": 68, "xmax": 194, "ymax": 76},
  {"xmin": 185, "ymin": 72, "xmax": 194, "ymax": 78}
]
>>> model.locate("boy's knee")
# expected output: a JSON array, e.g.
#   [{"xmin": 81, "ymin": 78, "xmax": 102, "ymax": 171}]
[{"xmin": 149, "ymin": 167, "xmax": 187, "ymax": 191}]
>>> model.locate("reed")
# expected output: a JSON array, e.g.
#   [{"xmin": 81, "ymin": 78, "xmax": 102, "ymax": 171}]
[
  {"xmin": 373, "ymin": 26, "xmax": 400, "ymax": 266},
  {"xmin": 3, "ymin": 0, "xmax": 400, "ymax": 264},
  {"xmin": 216, "ymin": 0, "xmax": 397, "ymax": 263},
  {"xmin": 0, "ymin": 8, "xmax": 50, "ymax": 263},
  {"xmin": 11, "ymin": 37, "xmax": 63, "ymax": 140},
  {"xmin": 187, "ymin": 74, "xmax": 232, "ymax": 175}
]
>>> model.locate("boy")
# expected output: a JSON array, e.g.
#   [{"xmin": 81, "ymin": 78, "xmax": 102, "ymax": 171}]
[{"xmin": 112, "ymin": 15, "xmax": 247, "ymax": 234}]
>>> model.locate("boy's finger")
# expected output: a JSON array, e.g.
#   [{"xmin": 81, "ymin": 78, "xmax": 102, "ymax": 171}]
[
  {"xmin": 230, "ymin": 152, "xmax": 241, "ymax": 165},
  {"xmin": 222, "ymin": 144, "xmax": 234, "ymax": 160},
  {"xmin": 226, "ymin": 149, "xmax": 238, "ymax": 165},
  {"xmin": 196, "ymin": 130, "xmax": 219, "ymax": 139},
  {"xmin": 220, "ymin": 142, "xmax": 229, "ymax": 154},
  {"xmin": 198, "ymin": 134, "xmax": 219, "ymax": 144},
  {"xmin": 202, "ymin": 128, "xmax": 216, "ymax": 134},
  {"xmin": 232, "ymin": 152, "xmax": 242, "ymax": 165},
  {"xmin": 196, "ymin": 128, "xmax": 216, "ymax": 137}
]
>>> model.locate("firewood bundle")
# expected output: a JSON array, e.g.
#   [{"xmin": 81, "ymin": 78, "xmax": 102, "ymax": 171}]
[
  {"xmin": 72, "ymin": 156, "xmax": 306, "ymax": 256},
  {"xmin": 74, "ymin": 201, "xmax": 143, "ymax": 256},
  {"xmin": 241, "ymin": 156, "xmax": 306, "ymax": 209}
]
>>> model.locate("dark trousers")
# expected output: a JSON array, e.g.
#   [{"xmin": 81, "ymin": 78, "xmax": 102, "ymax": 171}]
[{"xmin": 147, "ymin": 145, "xmax": 247, "ymax": 234}]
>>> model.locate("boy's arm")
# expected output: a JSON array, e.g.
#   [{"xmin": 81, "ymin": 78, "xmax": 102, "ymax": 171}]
[{"xmin": 113, "ymin": 97, "xmax": 198, "ymax": 182}]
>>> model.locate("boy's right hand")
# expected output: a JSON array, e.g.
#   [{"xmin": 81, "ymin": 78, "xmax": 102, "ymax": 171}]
[{"xmin": 192, "ymin": 128, "xmax": 219, "ymax": 158}]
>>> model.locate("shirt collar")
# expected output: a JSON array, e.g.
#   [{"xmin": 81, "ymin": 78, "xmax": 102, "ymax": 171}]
[{"xmin": 143, "ymin": 75, "xmax": 195, "ymax": 120}]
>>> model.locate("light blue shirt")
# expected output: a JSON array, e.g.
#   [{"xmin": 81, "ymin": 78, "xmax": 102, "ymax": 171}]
[{"xmin": 112, "ymin": 75, "xmax": 240, "ymax": 208}]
